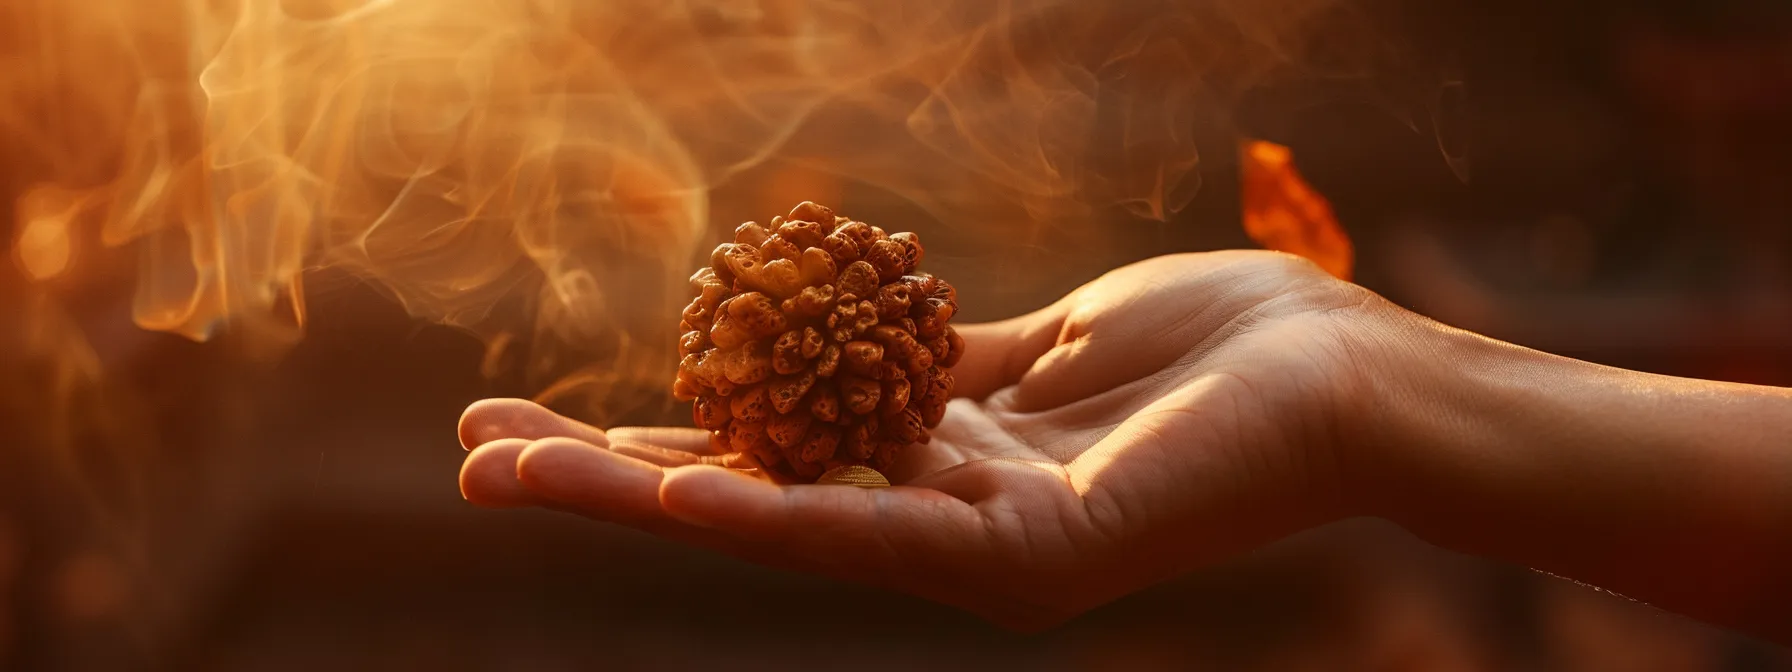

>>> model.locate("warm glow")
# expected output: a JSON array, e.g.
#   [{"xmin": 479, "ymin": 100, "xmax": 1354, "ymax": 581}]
[
  {"xmin": 15, "ymin": 210, "xmax": 74, "ymax": 281},
  {"xmin": 1240, "ymin": 139, "xmax": 1354, "ymax": 280},
  {"xmin": 15, "ymin": 217, "xmax": 70, "ymax": 280},
  {"xmin": 2, "ymin": 0, "xmax": 1378, "ymax": 416}
]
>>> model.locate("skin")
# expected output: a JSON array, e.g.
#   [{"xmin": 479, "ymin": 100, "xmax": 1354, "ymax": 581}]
[{"xmin": 457, "ymin": 250, "xmax": 1792, "ymax": 642}]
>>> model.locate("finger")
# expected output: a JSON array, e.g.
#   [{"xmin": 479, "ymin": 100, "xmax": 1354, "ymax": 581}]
[
  {"xmin": 604, "ymin": 427, "xmax": 718, "ymax": 454},
  {"xmin": 515, "ymin": 437, "xmax": 673, "ymax": 526},
  {"xmin": 609, "ymin": 441, "xmax": 748, "ymax": 469},
  {"xmin": 460, "ymin": 439, "xmax": 551, "ymax": 508},
  {"xmin": 950, "ymin": 304, "xmax": 1071, "ymax": 401},
  {"xmin": 510, "ymin": 438, "xmax": 808, "ymax": 566},
  {"xmin": 458, "ymin": 398, "xmax": 609, "ymax": 450},
  {"xmin": 603, "ymin": 426, "xmax": 751, "ymax": 469}
]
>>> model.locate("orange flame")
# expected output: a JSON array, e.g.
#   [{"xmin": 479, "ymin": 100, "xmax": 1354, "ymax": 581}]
[{"xmin": 1240, "ymin": 139, "xmax": 1354, "ymax": 281}]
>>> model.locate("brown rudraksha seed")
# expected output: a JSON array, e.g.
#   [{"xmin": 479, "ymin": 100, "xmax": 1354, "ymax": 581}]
[{"xmin": 673, "ymin": 201, "xmax": 963, "ymax": 483}]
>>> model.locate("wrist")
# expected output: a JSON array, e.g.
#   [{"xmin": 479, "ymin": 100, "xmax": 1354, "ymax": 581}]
[
  {"xmin": 1328, "ymin": 299, "xmax": 1559, "ymax": 526},
  {"xmin": 1331, "ymin": 298, "xmax": 1792, "ymax": 641}
]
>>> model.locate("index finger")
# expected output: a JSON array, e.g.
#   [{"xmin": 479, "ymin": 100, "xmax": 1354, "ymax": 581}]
[{"xmin": 458, "ymin": 398, "xmax": 608, "ymax": 450}]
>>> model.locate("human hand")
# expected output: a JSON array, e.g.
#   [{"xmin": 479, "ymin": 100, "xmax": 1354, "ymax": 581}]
[{"xmin": 458, "ymin": 250, "xmax": 1395, "ymax": 630}]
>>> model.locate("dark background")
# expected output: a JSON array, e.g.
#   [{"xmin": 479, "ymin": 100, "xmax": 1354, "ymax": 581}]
[{"xmin": 3, "ymin": 0, "xmax": 1791, "ymax": 669}]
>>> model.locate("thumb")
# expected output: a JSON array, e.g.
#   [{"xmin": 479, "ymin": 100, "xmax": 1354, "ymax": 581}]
[{"xmin": 949, "ymin": 302, "xmax": 1070, "ymax": 401}]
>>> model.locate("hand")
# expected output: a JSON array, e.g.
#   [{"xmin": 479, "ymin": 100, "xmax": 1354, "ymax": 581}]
[{"xmin": 458, "ymin": 250, "xmax": 1391, "ymax": 630}]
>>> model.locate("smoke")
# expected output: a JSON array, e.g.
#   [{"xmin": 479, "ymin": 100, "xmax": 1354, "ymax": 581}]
[{"xmin": 2, "ymin": 0, "xmax": 1421, "ymax": 420}]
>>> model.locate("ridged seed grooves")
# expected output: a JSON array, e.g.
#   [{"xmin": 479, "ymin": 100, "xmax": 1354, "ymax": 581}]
[{"xmin": 674, "ymin": 201, "xmax": 963, "ymax": 482}]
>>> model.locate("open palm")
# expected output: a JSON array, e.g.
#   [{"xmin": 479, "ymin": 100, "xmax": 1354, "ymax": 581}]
[{"xmin": 459, "ymin": 251, "xmax": 1375, "ymax": 630}]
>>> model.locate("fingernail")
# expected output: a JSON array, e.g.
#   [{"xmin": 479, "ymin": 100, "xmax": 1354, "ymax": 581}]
[{"xmin": 517, "ymin": 440, "xmax": 653, "ymax": 499}]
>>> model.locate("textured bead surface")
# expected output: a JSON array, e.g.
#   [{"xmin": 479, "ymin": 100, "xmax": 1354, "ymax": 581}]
[{"xmin": 675, "ymin": 202, "xmax": 961, "ymax": 482}]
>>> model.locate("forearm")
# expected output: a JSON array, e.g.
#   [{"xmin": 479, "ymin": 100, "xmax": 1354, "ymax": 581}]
[{"xmin": 1357, "ymin": 313, "xmax": 1792, "ymax": 642}]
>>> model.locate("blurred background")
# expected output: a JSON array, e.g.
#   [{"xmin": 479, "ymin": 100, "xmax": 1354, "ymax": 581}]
[{"xmin": 3, "ymin": 0, "xmax": 1791, "ymax": 669}]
